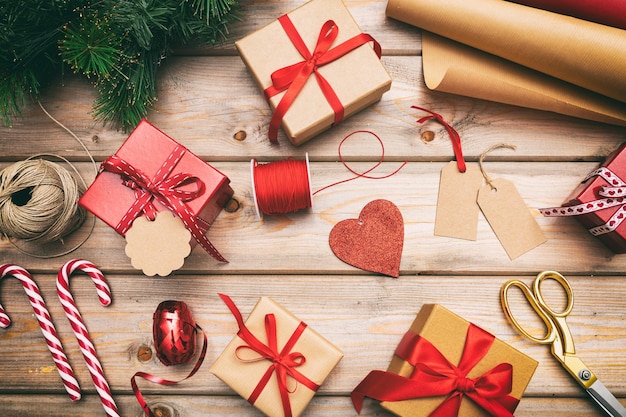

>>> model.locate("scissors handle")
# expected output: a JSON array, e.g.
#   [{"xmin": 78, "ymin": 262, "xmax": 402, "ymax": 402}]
[{"xmin": 501, "ymin": 278, "xmax": 557, "ymax": 344}]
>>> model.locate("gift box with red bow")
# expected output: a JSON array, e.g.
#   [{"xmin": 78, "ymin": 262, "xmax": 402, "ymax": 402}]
[
  {"xmin": 235, "ymin": 0, "xmax": 392, "ymax": 146},
  {"xmin": 541, "ymin": 142, "xmax": 626, "ymax": 253},
  {"xmin": 78, "ymin": 119, "xmax": 233, "ymax": 262},
  {"xmin": 210, "ymin": 294, "xmax": 344, "ymax": 417},
  {"xmin": 351, "ymin": 304, "xmax": 538, "ymax": 417}
]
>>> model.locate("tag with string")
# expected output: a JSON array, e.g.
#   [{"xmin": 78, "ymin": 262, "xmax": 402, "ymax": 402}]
[
  {"xmin": 476, "ymin": 144, "xmax": 547, "ymax": 259},
  {"xmin": 412, "ymin": 106, "xmax": 483, "ymax": 240}
]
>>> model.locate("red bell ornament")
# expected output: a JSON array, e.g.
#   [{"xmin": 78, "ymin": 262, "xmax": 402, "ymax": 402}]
[{"xmin": 153, "ymin": 300, "xmax": 198, "ymax": 366}]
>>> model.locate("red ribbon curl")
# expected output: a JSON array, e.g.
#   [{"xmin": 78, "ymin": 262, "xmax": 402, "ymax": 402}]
[
  {"xmin": 412, "ymin": 105, "xmax": 466, "ymax": 173},
  {"xmin": 101, "ymin": 145, "xmax": 227, "ymax": 262},
  {"xmin": 264, "ymin": 14, "xmax": 382, "ymax": 143},
  {"xmin": 351, "ymin": 323, "xmax": 519, "ymax": 416},
  {"xmin": 219, "ymin": 294, "xmax": 320, "ymax": 417}
]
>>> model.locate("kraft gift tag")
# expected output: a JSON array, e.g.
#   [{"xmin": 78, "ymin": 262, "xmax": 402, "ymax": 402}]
[
  {"xmin": 125, "ymin": 211, "xmax": 192, "ymax": 276},
  {"xmin": 476, "ymin": 144, "xmax": 547, "ymax": 259},
  {"xmin": 435, "ymin": 162, "xmax": 484, "ymax": 240}
]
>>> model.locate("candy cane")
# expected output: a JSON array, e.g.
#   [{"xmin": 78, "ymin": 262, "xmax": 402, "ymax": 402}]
[
  {"xmin": 0, "ymin": 263, "xmax": 81, "ymax": 402},
  {"xmin": 57, "ymin": 259, "xmax": 120, "ymax": 417}
]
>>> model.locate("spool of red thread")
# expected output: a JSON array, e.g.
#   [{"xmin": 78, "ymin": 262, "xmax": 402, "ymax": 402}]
[{"xmin": 250, "ymin": 153, "xmax": 313, "ymax": 218}]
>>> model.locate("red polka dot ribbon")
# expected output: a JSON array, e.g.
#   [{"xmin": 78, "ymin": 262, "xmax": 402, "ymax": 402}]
[{"xmin": 540, "ymin": 167, "xmax": 626, "ymax": 236}]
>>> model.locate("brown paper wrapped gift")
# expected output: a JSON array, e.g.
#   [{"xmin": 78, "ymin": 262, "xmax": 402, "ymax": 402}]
[
  {"xmin": 210, "ymin": 294, "xmax": 343, "ymax": 417},
  {"xmin": 235, "ymin": 0, "xmax": 391, "ymax": 146},
  {"xmin": 351, "ymin": 304, "xmax": 538, "ymax": 416}
]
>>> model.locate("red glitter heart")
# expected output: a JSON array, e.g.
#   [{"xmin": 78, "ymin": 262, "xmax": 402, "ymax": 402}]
[{"xmin": 329, "ymin": 199, "xmax": 404, "ymax": 278}]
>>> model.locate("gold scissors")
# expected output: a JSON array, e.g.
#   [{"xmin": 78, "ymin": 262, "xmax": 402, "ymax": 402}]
[{"xmin": 501, "ymin": 271, "xmax": 626, "ymax": 417}]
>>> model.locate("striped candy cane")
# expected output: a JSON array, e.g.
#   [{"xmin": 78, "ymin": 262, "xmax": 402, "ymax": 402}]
[
  {"xmin": 0, "ymin": 263, "xmax": 81, "ymax": 401},
  {"xmin": 57, "ymin": 259, "xmax": 120, "ymax": 417}
]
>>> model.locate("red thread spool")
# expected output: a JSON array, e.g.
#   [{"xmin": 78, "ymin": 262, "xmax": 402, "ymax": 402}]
[{"xmin": 251, "ymin": 153, "xmax": 313, "ymax": 218}]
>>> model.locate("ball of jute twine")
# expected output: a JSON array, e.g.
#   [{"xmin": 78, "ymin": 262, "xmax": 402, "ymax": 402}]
[
  {"xmin": 0, "ymin": 102, "xmax": 97, "ymax": 258},
  {"xmin": 0, "ymin": 156, "xmax": 87, "ymax": 244}
]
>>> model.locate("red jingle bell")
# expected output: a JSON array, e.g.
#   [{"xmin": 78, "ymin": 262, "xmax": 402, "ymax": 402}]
[{"xmin": 153, "ymin": 300, "xmax": 197, "ymax": 366}]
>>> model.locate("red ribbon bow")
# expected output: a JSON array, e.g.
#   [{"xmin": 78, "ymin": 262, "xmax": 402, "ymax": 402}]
[
  {"xmin": 219, "ymin": 294, "xmax": 320, "ymax": 417},
  {"xmin": 264, "ymin": 14, "xmax": 382, "ymax": 143},
  {"xmin": 351, "ymin": 323, "xmax": 519, "ymax": 417},
  {"xmin": 101, "ymin": 145, "xmax": 227, "ymax": 262}
]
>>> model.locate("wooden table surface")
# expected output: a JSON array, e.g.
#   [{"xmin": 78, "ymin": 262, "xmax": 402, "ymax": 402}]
[{"xmin": 1, "ymin": 1, "xmax": 625, "ymax": 416}]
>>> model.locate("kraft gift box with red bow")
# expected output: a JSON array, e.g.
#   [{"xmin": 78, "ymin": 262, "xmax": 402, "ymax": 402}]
[
  {"xmin": 210, "ymin": 294, "xmax": 344, "ymax": 417},
  {"xmin": 235, "ymin": 0, "xmax": 392, "ymax": 146},
  {"xmin": 351, "ymin": 304, "xmax": 538, "ymax": 417},
  {"xmin": 542, "ymin": 142, "xmax": 626, "ymax": 253},
  {"xmin": 78, "ymin": 119, "xmax": 233, "ymax": 262}
]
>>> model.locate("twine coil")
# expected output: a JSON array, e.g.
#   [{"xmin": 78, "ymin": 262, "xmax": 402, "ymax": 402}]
[{"xmin": 0, "ymin": 156, "xmax": 87, "ymax": 246}]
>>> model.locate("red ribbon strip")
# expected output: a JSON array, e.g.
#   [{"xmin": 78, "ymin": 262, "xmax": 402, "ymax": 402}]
[
  {"xmin": 540, "ymin": 167, "xmax": 626, "ymax": 236},
  {"xmin": 351, "ymin": 323, "xmax": 518, "ymax": 416},
  {"xmin": 131, "ymin": 325, "xmax": 208, "ymax": 417},
  {"xmin": 412, "ymin": 105, "xmax": 466, "ymax": 173},
  {"xmin": 101, "ymin": 145, "xmax": 227, "ymax": 262},
  {"xmin": 219, "ymin": 294, "xmax": 320, "ymax": 417},
  {"xmin": 264, "ymin": 14, "xmax": 382, "ymax": 143}
]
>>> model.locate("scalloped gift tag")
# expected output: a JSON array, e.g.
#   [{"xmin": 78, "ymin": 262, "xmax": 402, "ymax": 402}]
[
  {"xmin": 329, "ymin": 199, "xmax": 404, "ymax": 277},
  {"xmin": 125, "ymin": 211, "xmax": 192, "ymax": 276}
]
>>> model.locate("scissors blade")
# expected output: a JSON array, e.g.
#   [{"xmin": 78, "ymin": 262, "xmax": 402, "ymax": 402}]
[{"xmin": 587, "ymin": 379, "xmax": 626, "ymax": 417}]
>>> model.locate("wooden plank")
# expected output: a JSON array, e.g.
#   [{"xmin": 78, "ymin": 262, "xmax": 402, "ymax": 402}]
[
  {"xmin": 1, "ymin": 56, "xmax": 624, "ymax": 162},
  {"xmin": 2, "ymin": 160, "xmax": 626, "ymax": 274},
  {"xmin": 1, "ymin": 274, "xmax": 624, "ymax": 396},
  {"xmin": 0, "ymin": 394, "xmax": 622, "ymax": 417}
]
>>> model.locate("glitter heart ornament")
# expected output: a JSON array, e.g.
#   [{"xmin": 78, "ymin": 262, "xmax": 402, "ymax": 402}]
[{"xmin": 329, "ymin": 199, "xmax": 404, "ymax": 277}]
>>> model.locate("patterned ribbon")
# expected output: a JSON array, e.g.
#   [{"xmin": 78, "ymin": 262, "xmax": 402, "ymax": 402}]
[
  {"xmin": 101, "ymin": 145, "xmax": 227, "ymax": 262},
  {"xmin": 412, "ymin": 105, "xmax": 466, "ymax": 173},
  {"xmin": 219, "ymin": 294, "xmax": 320, "ymax": 417},
  {"xmin": 540, "ymin": 167, "xmax": 626, "ymax": 236},
  {"xmin": 264, "ymin": 14, "xmax": 382, "ymax": 143},
  {"xmin": 351, "ymin": 323, "xmax": 518, "ymax": 417}
]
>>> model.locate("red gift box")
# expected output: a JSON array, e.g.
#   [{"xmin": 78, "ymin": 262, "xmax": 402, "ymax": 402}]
[
  {"xmin": 542, "ymin": 142, "xmax": 626, "ymax": 253},
  {"xmin": 79, "ymin": 119, "xmax": 233, "ymax": 260}
]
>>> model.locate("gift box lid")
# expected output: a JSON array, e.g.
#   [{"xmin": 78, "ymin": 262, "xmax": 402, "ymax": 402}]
[
  {"xmin": 210, "ymin": 296, "xmax": 344, "ymax": 417},
  {"xmin": 235, "ymin": 0, "xmax": 392, "ymax": 145},
  {"xmin": 382, "ymin": 304, "xmax": 538, "ymax": 417}
]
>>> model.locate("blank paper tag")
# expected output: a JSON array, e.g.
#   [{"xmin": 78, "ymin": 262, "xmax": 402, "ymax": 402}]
[
  {"xmin": 477, "ymin": 178, "xmax": 547, "ymax": 259},
  {"xmin": 125, "ymin": 211, "xmax": 192, "ymax": 277},
  {"xmin": 435, "ymin": 162, "xmax": 484, "ymax": 240}
]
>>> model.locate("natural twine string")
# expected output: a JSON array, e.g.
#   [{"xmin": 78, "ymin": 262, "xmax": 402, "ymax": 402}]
[
  {"xmin": 478, "ymin": 143, "xmax": 517, "ymax": 189},
  {"xmin": 0, "ymin": 102, "xmax": 97, "ymax": 258}
]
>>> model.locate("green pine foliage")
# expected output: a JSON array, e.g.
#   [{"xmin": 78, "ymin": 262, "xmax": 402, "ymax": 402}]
[{"xmin": 0, "ymin": 0, "xmax": 238, "ymax": 130}]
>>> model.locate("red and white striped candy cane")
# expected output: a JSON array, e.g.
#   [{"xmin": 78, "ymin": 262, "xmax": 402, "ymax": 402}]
[
  {"xmin": 0, "ymin": 263, "xmax": 81, "ymax": 402},
  {"xmin": 57, "ymin": 259, "xmax": 120, "ymax": 417}
]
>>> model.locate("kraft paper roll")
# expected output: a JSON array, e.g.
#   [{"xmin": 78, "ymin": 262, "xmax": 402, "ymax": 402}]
[
  {"xmin": 386, "ymin": 0, "xmax": 626, "ymax": 103},
  {"xmin": 422, "ymin": 31, "xmax": 626, "ymax": 126}
]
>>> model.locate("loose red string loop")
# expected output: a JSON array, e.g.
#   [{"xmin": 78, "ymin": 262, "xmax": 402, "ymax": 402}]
[
  {"xmin": 412, "ymin": 105, "xmax": 466, "ymax": 173},
  {"xmin": 265, "ymin": 14, "xmax": 383, "ymax": 143},
  {"xmin": 313, "ymin": 130, "xmax": 407, "ymax": 195}
]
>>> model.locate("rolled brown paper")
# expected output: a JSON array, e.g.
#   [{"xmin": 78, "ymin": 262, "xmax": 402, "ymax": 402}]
[{"xmin": 386, "ymin": 0, "xmax": 626, "ymax": 103}]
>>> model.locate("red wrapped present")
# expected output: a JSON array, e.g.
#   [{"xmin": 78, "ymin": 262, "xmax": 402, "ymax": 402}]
[
  {"xmin": 235, "ymin": 0, "xmax": 392, "ymax": 146},
  {"xmin": 541, "ymin": 142, "xmax": 626, "ymax": 253},
  {"xmin": 351, "ymin": 304, "xmax": 538, "ymax": 417},
  {"xmin": 78, "ymin": 119, "xmax": 233, "ymax": 262}
]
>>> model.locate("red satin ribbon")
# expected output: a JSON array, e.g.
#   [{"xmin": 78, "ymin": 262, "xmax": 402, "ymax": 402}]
[
  {"xmin": 264, "ymin": 14, "xmax": 382, "ymax": 143},
  {"xmin": 131, "ymin": 324, "xmax": 208, "ymax": 417},
  {"xmin": 412, "ymin": 105, "xmax": 466, "ymax": 173},
  {"xmin": 351, "ymin": 323, "xmax": 519, "ymax": 416},
  {"xmin": 101, "ymin": 145, "xmax": 227, "ymax": 262},
  {"xmin": 219, "ymin": 294, "xmax": 320, "ymax": 417}
]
